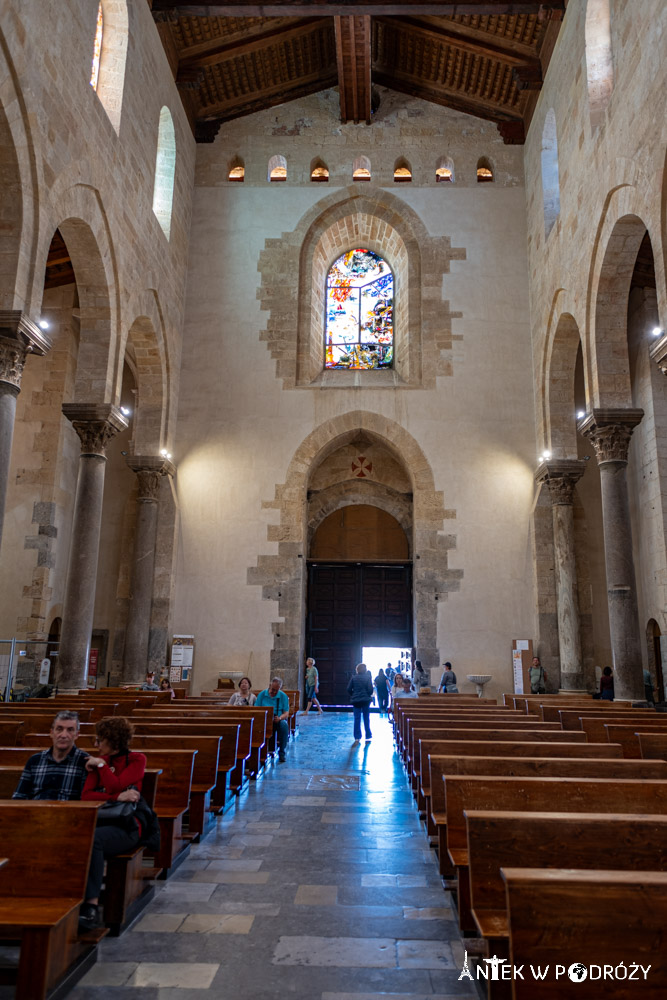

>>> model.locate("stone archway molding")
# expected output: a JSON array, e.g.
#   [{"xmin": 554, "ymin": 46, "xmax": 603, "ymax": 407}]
[{"xmin": 248, "ymin": 410, "xmax": 461, "ymax": 690}]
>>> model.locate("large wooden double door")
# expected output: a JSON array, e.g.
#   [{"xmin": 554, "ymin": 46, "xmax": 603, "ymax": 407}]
[{"xmin": 307, "ymin": 563, "xmax": 412, "ymax": 705}]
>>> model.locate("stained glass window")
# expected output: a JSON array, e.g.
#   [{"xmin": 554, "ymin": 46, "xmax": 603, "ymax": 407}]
[
  {"xmin": 325, "ymin": 249, "xmax": 393, "ymax": 370},
  {"xmin": 90, "ymin": 2, "xmax": 103, "ymax": 91}
]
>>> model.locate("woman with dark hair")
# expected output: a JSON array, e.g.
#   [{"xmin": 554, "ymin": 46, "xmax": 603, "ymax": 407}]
[
  {"xmin": 600, "ymin": 666, "xmax": 615, "ymax": 701},
  {"xmin": 228, "ymin": 676, "xmax": 256, "ymax": 706},
  {"xmin": 347, "ymin": 663, "xmax": 373, "ymax": 745},
  {"xmin": 413, "ymin": 660, "xmax": 430, "ymax": 690},
  {"xmin": 160, "ymin": 677, "xmax": 176, "ymax": 699},
  {"xmin": 79, "ymin": 717, "xmax": 146, "ymax": 931}
]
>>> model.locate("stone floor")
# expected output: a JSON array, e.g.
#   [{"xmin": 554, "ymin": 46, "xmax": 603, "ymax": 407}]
[{"xmin": 71, "ymin": 712, "xmax": 474, "ymax": 1000}]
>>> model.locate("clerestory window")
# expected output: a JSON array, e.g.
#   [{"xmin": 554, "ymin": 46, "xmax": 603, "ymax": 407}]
[{"xmin": 324, "ymin": 249, "xmax": 393, "ymax": 370}]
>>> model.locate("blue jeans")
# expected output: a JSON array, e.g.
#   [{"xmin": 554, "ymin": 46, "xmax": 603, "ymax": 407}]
[
  {"xmin": 273, "ymin": 719, "xmax": 289, "ymax": 754},
  {"xmin": 353, "ymin": 701, "xmax": 372, "ymax": 740}
]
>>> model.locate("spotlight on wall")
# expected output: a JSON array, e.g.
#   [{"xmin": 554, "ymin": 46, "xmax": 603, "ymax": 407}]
[
  {"xmin": 540, "ymin": 450, "xmax": 552, "ymax": 462},
  {"xmin": 653, "ymin": 327, "xmax": 664, "ymax": 337},
  {"xmin": 120, "ymin": 406, "xmax": 131, "ymax": 416},
  {"xmin": 577, "ymin": 411, "xmax": 585, "ymax": 419},
  {"xmin": 160, "ymin": 449, "xmax": 172, "ymax": 460},
  {"xmin": 38, "ymin": 319, "xmax": 49, "ymax": 330}
]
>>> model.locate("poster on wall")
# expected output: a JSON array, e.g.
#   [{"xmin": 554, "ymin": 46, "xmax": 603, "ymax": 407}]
[
  {"xmin": 512, "ymin": 649, "xmax": 524, "ymax": 694},
  {"xmin": 512, "ymin": 639, "xmax": 533, "ymax": 695},
  {"xmin": 87, "ymin": 648, "xmax": 99, "ymax": 690},
  {"xmin": 171, "ymin": 635, "xmax": 194, "ymax": 667},
  {"xmin": 169, "ymin": 666, "xmax": 181, "ymax": 685}
]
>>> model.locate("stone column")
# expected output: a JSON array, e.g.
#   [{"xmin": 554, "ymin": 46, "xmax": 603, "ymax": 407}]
[
  {"xmin": 579, "ymin": 408, "xmax": 645, "ymax": 700},
  {"xmin": 0, "ymin": 312, "xmax": 50, "ymax": 547},
  {"xmin": 122, "ymin": 456, "xmax": 174, "ymax": 684},
  {"xmin": 58, "ymin": 404, "xmax": 128, "ymax": 691},
  {"xmin": 536, "ymin": 460, "xmax": 587, "ymax": 692}
]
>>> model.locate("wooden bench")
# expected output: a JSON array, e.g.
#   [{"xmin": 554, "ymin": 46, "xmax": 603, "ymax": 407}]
[
  {"xmin": 639, "ymin": 732, "xmax": 667, "ymax": 760},
  {"xmin": 467, "ymin": 810, "xmax": 667, "ymax": 996},
  {"xmin": 555, "ymin": 706, "xmax": 656, "ymax": 728},
  {"xmin": 502, "ymin": 868, "xmax": 667, "ymax": 998},
  {"xmin": 577, "ymin": 714, "xmax": 667, "ymax": 745},
  {"xmin": 0, "ymin": 801, "xmax": 103, "ymax": 999},
  {"xmin": 444, "ymin": 776, "xmax": 667, "ymax": 934},
  {"xmin": 399, "ymin": 710, "xmax": 532, "ymax": 760},
  {"xmin": 604, "ymin": 722, "xmax": 667, "ymax": 759},
  {"xmin": 0, "ymin": 721, "xmax": 25, "ymax": 746}
]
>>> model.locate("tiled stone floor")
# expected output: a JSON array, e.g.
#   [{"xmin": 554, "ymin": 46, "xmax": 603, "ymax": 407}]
[{"xmin": 71, "ymin": 712, "xmax": 474, "ymax": 1000}]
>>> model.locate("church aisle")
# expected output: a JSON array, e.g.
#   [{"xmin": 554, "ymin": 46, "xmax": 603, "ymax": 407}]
[{"xmin": 72, "ymin": 713, "xmax": 473, "ymax": 1000}]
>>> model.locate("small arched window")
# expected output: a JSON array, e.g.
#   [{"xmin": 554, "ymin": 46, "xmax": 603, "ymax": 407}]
[
  {"xmin": 325, "ymin": 249, "xmax": 393, "ymax": 370},
  {"xmin": 436, "ymin": 156, "xmax": 455, "ymax": 183},
  {"xmin": 268, "ymin": 155, "xmax": 287, "ymax": 182},
  {"xmin": 585, "ymin": 0, "xmax": 614, "ymax": 128},
  {"xmin": 228, "ymin": 159, "xmax": 244, "ymax": 182},
  {"xmin": 476, "ymin": 157, "xmax": 494, "ymax": 183},
  {"xmin": 311, "ymin": 160, "xmax": 329, "ymax": 182},
  {"xmin": 90, "ymin": 2, "xmax": 103, "ymax": 91},
  {"xmin": 152, "ymin": 107, "xmax": 176, "ymax": 240},
  {"xmin": 394, "ymin": 159, "xmax": 412, "ymax": 183},
  {"xmin": 352, "ymin": 156, "xmax": 371, "ymax": 181},
  {"xmin": 541, "ymin": 109, "xmax": 560, "ymax": 239}
]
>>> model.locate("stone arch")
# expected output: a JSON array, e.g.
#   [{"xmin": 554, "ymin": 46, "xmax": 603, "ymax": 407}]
[
  {"xmin": 545, "ymin": 312, "xmax": 584, "ymax": 458},
  {"xmin": 591, "ymin": 212, "xmax": 654, "ymax": 407},
  {"xmin": 95, "ymin": 0, "xmax": 129, "ymax": 135},
  {"xmin": 257, "ymin": 185, "xmax": 465, "ymax": 391},
  {"xmin": 124, "ymin": 310, "xmax": 168, "ymax": 454},
  {"xmin": 248, "ymin": 410, "xmax": 461, "ymax": 689},
  {"xmin": 352, "ymin": 155, "xmax": 371, "ymax": 180},
  {"xmin": 268, "ymin": 154, "xmax": 287, "ymax": 182},
  {"xmin": 308, "ymin": 480, "xmax": 413, "ymax": 554}
]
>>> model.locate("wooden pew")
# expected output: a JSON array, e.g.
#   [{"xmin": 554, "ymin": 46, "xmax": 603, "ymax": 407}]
[
  {"xmin": 578, "ymin": 714, "xmax": 667, "ymax": 744},
  {"xmin": 639, "ymin": 732, "xmax": 667, "ymax": 760},
  {"xmin": 0, "ymin": 721, "xmax": 25, "ymax": 746},
  {"xmin": 604, "ymin": 722, "xmax": 667, "ymax": 759},
  {"xmin": 445, "ymin": 776, "xmax": 667, "ymax": 934},
  {"xmin": 555, "ymin": 706, "xmax": 655, "ymax": 728},
  {"xmin": 467, "ymin": 810, "xmax": 667, "ymax": 995},
  {"xmin": 0, "ymin": 801, "xmax": 103, "ymax": 999},
  {"xmin": 427, "ymin": 753, "xmax": 660, "ymax": 879},
  {"xmin": 503, "ymin": 868, "xmax": 667, "ymax": 998},
  {"xmin": 399, "ymin": 710, "xmax": 532, "ymax": 759}
]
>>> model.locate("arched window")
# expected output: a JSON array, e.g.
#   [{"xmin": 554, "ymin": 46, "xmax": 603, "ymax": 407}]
[
  {"xmin": 268, "ymin": 155, "xmax": 287, "ymax": 182},
  {"xmin": 585, "ymin": 0, "xmax": 613, "ymax": 128},
  {"xmin": 325, "ymin": 249, "xmax": 393, "ymax": 370},
  {"xmin": 311, "ymin": 160, "xmax": 329, "ymax": 182},
  {"xmin": 476, "ymin": 157, "xmax": 494, "ymax": 183},
  {"xmin": 352, "ymin": 156, "xmax": 371, "ymax": 181},
  {"xmin": 90, "ymin": 1, "xmax": 128, "ymax": 134},
  {"xmin": 90, "ymin": 2, "xmax": 103, "ymax": 91},
  {"xmin": 394, "ymin": 159, "xmax": 412, "ymax": 183},
  {"xmin": 541, "ymin": 109, "xmax": 560, "ymax": 239},
  {"xmin": 228, "ymin": 158, "xmax": 244, "ymax": 182},
  {"xmin": 436, "ymin": 156, "xmax": 455, "ymax": 183},
  {"xmin": 152, "ymin": 107, "xmax": 176, "ymax": 240}
]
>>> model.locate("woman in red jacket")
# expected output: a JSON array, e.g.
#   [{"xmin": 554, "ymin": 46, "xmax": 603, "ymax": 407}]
[{"xmin": 79, "ymin": 717, "xmax": 146, "ymax": 931}]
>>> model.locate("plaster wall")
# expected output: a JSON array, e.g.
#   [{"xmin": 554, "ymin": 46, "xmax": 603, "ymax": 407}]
[{"xmin": 175, "ymin": 91, "xmax": 536, "ymax": 698}]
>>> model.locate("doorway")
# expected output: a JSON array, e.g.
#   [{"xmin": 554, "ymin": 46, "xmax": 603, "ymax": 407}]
[{"xmin": 307, "ymin": 563, "xmax": 412, "ymax": 704}]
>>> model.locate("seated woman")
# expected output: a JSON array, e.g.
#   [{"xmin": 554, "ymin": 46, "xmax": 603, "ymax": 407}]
[
  {"xmin": 228, "ymin": 676, "xmax": 256, "ymax": 706},
  {"xmin": 79, "ymin": 717, "xmax": 146, "ymax": 931},
  {"xmin": 160, "ymin": 677, "xmax": 176, "ymax": 699}
]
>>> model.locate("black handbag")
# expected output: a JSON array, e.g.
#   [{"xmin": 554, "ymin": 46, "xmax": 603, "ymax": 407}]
[{"xmin": 96, "ymin": 799, "xmax": 138, "ymax": 832}]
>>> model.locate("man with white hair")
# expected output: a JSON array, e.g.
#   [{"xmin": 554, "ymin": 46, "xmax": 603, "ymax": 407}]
[{"xmin": 256, "ymin": 677, "xmax": 290, "ymax": 763}]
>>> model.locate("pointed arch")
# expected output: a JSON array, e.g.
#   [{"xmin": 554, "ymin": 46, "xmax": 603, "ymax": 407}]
[
  {"xmin": 393, "ymin": 158, "xmax": 412, "ymax": 183},
  {"xmin": 310, "ymin": 158, "xmax": 329, "ymax": 182},
  {"xmin": 352, "ymin": 156, "xmax": 371, "ymax": 181},
  {"xmin": 436, "ymin": 156, "xmax": 455, "ymax": 183},
  {"xmin": 152, "ymin": 107, "xmax": 176, "ymax": 239},
  {"xmin": 476, "ymin": 157, "xmax": 494, "ymax": 183},
  {"xmin": 268, "ymin": 154, "xmax": 286, "ymax": 182}
]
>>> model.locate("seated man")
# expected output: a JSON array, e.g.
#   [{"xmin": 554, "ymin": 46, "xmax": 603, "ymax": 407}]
[
  {"xmin": 256, "ymin": 677, "xmax": 290, "ymax": 763},
  {"xmin": 13, "ymin": 710, "xmax": 88, "ymax": 800},
  {"xmin": 390, "ymin": 674, "xmax": 418, "ymax": 712}
]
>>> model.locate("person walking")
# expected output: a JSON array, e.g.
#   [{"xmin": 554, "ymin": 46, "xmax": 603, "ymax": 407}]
[
  {"xmin": 374, "ymin": 668, "xmax": 389, "ymax": 713},
  {"xmin": 438, "ymin": 662, "xmax": 458, "ymax": 693},
  {"xmin": 302, "ymin": 657, "xmax": 323, "ymax": 715},
  {"xmin": 347, "ymin": 663, "xmax": 373, "ymax": 745}
]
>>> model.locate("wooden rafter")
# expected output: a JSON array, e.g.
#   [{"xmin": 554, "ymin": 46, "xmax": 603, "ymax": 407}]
[
  {"xmin": 151, "ymin": 2, "xmax": 566, "ymax": 15},
  {"xmin": 177, "ymin": 16, "xmax": 321, "ymax": 73},
  {"xmin": 335, "ymin": 15, "xmax": 372, "ymax": 124}
]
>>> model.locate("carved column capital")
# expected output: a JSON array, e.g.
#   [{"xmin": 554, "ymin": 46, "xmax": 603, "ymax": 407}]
[
  {"xmin": 535, "ymin": 459, "xmax": 587, "ymax": 505},
  {"xmin": 62, "ymin": 403, "xmax": 128, "ymax": 457},
  {"xmin": 577, "ymin": 408, "xmax": 644, "ymax": 464},
  {"xmin": 126, "ymin": 455, "xmax": 175, "ymax": 502},
  {"xmin": 649, "ymin": 331, "xmax": 667, "ymax": 376},
  {"xmin": 0, "ymin": 311, "xmax": 51, "ymax": 390}
]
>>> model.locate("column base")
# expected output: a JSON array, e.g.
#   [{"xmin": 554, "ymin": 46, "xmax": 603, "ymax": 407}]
[{"xmin": 556, "ymin": 688, "xmax": 591, "ymax": 696}]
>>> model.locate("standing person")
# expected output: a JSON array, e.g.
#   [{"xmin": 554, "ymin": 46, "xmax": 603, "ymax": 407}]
[
  {"xmin": 79, "ymin": 717, "xmax": 146, "ymax": 930},
  {"xmin": 374, "ymin": 668, "xmax": 389, "ymax": 713},
  {"xmin": 528, "ymin": 656, "xmax": 546, "ymax": 695},
  {"xmin": 438, "ymin": 662, "xmax": 458, "ymax": 693},
  {"xmin": 256, "ymin": 677, "xmax": 290, "ymax": 763},
  {"xmin": 643, "ymin": 668, "xmax": 655, "ymax": 705},
  {"xmin": 228, "ymin": 676, "xmax": 256, "ymax": 706},
  {"xmin": 385, "ymin": 662, "xmax": 395, "ymax": 690},
  {"xmin": 302, "ymin": 657, "xmax": 323, "ymax": 715},
  {"xmin": 599, "ymin": 666, "xmax": 615, "ymax": 701},
  {"xmin": 347, "ymin": 663, "xmax": 373, "ymax": 745},
  {"xmin": 413, "ymin": 660, "xmax": 430, "ymax": 690},
  {"xmin": 13, "ymin": 711, "xmax": 88, "ymax": 800}
]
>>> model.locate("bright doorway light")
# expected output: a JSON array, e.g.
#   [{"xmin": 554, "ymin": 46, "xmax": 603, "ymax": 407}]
[{"xmin": 362, "ymin": 646, "xmax": 411, "ymax": 676}]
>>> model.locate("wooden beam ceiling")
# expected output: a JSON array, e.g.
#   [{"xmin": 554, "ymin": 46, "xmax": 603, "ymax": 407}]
[
  {"xmin": 335, "ymin": 16, "xmax": 372, "ymax": 124},
  {"xmin": 151, "ymin": 2, "xmax": 566, "ymax": 14}
]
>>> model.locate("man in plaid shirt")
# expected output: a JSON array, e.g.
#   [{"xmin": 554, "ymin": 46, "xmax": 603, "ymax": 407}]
[{"xmin": 13, "ymin": 711, "xmax": 89, "ymax": 800}]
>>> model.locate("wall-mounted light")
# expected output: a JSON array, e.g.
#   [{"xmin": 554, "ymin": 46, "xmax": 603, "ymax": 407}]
[
  {"xmin": 160, "ymin": 448, "xmax": 172, "ymax": 460},
  {"xmin": 653, "ymin": 327, "xmax": 664, "ymax": 337},
  {"xmin": 38, "ymin": 319, "xmax": 49, "ymax": 330},
  {"xmin": 120, "ymin": 406, "xmax": 131, "ymax": 416},
  {"xmin": 540, "ymin": 450, "xmax": 552, "ymax": 462},
  {"xmin": 577, "ymin": 411, "xmax": 585, "ymax": 419}
]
